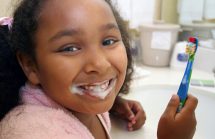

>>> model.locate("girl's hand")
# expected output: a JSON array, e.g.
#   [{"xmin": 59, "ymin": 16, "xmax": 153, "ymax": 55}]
[
  {"xmin": 157, "ymin": 94, "xmax": 198, "ymax": 139},
  {"xmin": 110, "ymin": 96, "xmax": 146, "ymax": 131}
]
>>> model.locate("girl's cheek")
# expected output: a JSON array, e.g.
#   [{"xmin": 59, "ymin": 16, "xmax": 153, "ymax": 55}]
[
  {"xmin": 113, "ymin": 45, "xmax": 128, "ymax": 76},
  {"xmin": 119, "ymin": 46, "xmax": 128, "ymax": 70}
]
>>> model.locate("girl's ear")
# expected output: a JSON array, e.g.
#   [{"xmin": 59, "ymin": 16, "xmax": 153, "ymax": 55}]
[{"xmin": 16, "ymin": 52, "xmax": 40, "ymax": 85}]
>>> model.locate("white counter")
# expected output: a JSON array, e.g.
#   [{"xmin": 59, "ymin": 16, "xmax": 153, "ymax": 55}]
[
  {"xmin": 110, "ymin": 65, "xmax": 215, "ymax": 139},
  {"xmin": 130, "ymin": 65, "xmax": 215, "ymax": 93}
]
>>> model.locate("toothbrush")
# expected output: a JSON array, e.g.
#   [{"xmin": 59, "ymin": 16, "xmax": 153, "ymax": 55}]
[{"xmin": 177, "ymin": 37, "xmax": 198, "ymax": 112}]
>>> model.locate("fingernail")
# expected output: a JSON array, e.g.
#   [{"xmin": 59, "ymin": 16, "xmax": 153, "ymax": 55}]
[
  {"xmin": 132, "ymin": 119, "xmax": 136, "ymax": 124},
  {"xmin": 171, "ymin": 94, "xmax": 177, "ymax": 101},
  {"xmin": 129, "ymin": 114, "xmax": 135, "ymax": 120}
]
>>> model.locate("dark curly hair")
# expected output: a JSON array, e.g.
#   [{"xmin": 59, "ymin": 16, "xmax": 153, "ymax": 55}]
[{"xmin": 0, "ymin": 0, "xmax": 133, "ymax": 120}]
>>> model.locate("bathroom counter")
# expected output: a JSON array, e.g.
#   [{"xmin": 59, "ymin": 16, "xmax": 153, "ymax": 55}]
[
  {"xmin": 110, "ymin": 65, "xmax": 215, "ymax": 139},
  {"xmin": 130, "ymin": 65, "xmax": 215, "ymax": 93}
]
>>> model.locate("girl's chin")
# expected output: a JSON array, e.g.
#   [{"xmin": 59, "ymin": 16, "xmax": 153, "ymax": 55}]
[{"xmin": 74, "ymin": 96, "xmax": 116, "ymax": 114}]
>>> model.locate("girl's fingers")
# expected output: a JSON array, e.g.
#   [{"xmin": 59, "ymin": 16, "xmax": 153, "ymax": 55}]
[
  {"xmin": 163, "ymin": 94, "xmax": 180, "ymax": 118},
  {"xmin": 124, "ymin": 104, "xmax": 135, "ymax": 120},
  {"xmin": 180, "ymin": 94, "xmax": 198, "ymax": 114},
  {"xmin": 128, "ymin": 109, "xmax": 146, "ymax": 131}
]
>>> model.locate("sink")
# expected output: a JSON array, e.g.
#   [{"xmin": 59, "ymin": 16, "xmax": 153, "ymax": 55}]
[{"xmin": 110, "ymin": 84, "xmax": 215, "ymax": 139}]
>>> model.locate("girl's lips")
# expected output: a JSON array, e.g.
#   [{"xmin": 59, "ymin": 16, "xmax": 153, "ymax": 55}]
[
  {"xmin": 78, "ymin": 79, "xmax": 110, "ymax": 91},
  {"xmin": 69, "ymin": 78, "xmax": 116, "ymax": 99}
]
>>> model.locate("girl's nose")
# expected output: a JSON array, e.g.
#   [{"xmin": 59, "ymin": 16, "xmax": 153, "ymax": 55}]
[{"xmin": 83, "ymin": 49, "xmax": 111, "ymax": 74}]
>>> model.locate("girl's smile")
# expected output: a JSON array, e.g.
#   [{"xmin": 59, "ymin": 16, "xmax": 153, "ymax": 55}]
[{"xmin": 70, "ymin": 78, "xmax": 117, "ymax": 100}]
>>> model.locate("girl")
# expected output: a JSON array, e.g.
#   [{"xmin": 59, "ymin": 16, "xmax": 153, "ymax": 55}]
[{"xmin": 0, "ymin": 0, "xmax": 197, "ymax": 139}]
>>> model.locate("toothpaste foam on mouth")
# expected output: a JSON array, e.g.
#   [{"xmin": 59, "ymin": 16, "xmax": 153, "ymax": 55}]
[{"xmin": 69, "ymin": 79, "xmax": 116, "ymax": 99}]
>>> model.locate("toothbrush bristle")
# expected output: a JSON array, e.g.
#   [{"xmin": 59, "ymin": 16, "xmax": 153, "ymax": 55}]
[
  {"xmin": 186, "ymin": 37, "xmax": 197, "ymax": 56},
  {"xmin": 186, "ymin": 43, "xmax": 196, "ymax": 56},
  {"xmin": 189, "ymin": 37, "xmax": 196, "ymax": 43}
]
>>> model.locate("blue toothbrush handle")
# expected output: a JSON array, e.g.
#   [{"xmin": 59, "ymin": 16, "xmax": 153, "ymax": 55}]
[{"xmin": 177, "ymin": 59, "xmax": 193, "ymax": 111}]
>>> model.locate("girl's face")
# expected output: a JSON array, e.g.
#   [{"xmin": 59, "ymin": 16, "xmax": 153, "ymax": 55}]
[{"xmin": 32, "ymin": 0, "xmax": 127, "ymax": 114}]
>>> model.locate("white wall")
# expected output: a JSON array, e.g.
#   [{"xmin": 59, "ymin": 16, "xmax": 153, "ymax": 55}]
[
  {"xmin": 113, "ymin": 0, "xmax": 156, "ymax": 28},
  {"xmin": 204, "ymin": 0, "xmax": 215, "ymax": 19},
  {"xmin": 114, "ymin": 0, "xmax": 215, "ymax": 26},
  {"xmin": 178, "ymin": 0, "xmax": 215, "ymax": 23},
  {"xmin": 178, "ymin": 0, "xmax": 204, "ymax": 23},
  {"xmin": 0, "ymin": 0, "xmax": 14, "ymax": 17}
]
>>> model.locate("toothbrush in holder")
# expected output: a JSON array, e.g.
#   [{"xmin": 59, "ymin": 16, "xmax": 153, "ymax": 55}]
[{"xmin": 177, "ymin": 37, "xmax": 198, "ymax": 112}]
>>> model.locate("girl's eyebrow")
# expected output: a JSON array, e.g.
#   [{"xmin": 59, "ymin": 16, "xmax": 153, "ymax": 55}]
[
  {"xmin": 49, "ymin": 28, "xmax": 81, "ymax": 42},
  {"xmin": 100, "ymin": 23, "xmax": 119, "ymax": 32},
  {"xmin": 48, "ymin": 23, "xmax": 119, "ymax": 42}
]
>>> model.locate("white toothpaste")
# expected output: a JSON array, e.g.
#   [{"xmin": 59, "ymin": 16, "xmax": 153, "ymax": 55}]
[{"xmin": 69, "ymin": 79, "xmax": 116, "ymax": 99}]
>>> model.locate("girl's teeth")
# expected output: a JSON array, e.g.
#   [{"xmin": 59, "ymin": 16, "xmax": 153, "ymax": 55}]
[
  {"xmin": 89, "ymin": 86, "xmax": 94, "ymax": 91},
  {"xmin": 82, "ymin": 80, "xmax": 109, "ymax": 91},
  {"xmin": 101, "ymin": 84, "xmax": 106, "ymax": 89},
  {"xmin": 101, "ymin": 81, "xmax": 109, "ymax": 89},
  {"xmin": 70, "ymin": 79, "xmax": 116, "ymax": 99}
]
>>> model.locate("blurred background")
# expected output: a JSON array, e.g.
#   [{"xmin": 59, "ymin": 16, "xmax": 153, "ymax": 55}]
[
  {"xmin": 108, "ymin": 1, "xmax": 215, "ymax": 139},
  {"xmin": 111, "ymin": 0, "xmax": 215, "ymax": 73},
  {"xmin": 1, "ymin": 0, "xmax": 215, "ymax": 73}
]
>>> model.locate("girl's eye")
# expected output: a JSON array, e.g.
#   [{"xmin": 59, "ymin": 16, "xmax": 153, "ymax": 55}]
[
  {"xmin": 102, "ymin": 38, "xmax": 118, "ymax": 46},
  {"xmin": 58, "ymin": 45, "xmax": 81, "ymax": 53}
]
